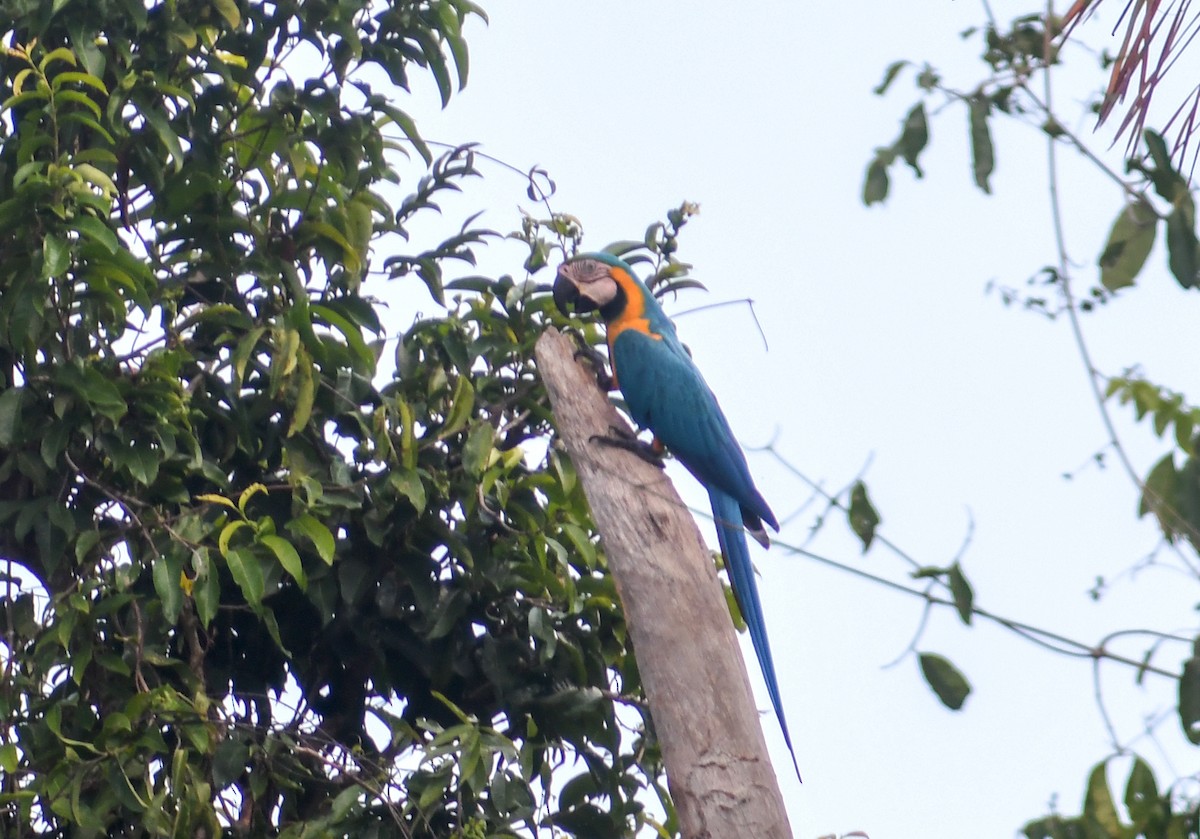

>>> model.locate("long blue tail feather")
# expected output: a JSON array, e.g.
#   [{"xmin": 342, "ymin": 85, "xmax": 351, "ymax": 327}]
[{"xmin": 710, "ymin": 488, "xmax": 801, "ymax": 781}]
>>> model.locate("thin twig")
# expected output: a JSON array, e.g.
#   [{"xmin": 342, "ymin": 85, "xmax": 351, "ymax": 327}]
[
  {"xmin": 581, "ymin": 412, "xmax": 1185, "ymax": 681},
  {"xmin": 981, "ymin": 0, "xmax": 997, "ymax": 27},
  {"xmin": 1094, "ymin": 655, "xmax": 1125, "ymax": 750},
  {"xmin": 754, "ymin": 446, "xmax": 924, "ymax": 572},
  {"xmin": 780, "ymin": 539, "xmax": 1182, "ymax": 680},
  {"xmin": 1021, "ymin": 83, "xmax": 1149, "ymax": 204},
  {"xmin": 673, "ymin": 297, "xmax": 769, "ymax": 353},
  {"xmin": 1041, "ymin": 2, "xmax": 1200, "ymax": 579},
  {"xmin": 881, "ymin": 596, "xmax": 935, "ymax": 669}
]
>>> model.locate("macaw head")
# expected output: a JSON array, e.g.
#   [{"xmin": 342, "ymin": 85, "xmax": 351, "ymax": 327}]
[{"xmin": 552, "ymin": 252, "xmax": 635, "ymax": 321}]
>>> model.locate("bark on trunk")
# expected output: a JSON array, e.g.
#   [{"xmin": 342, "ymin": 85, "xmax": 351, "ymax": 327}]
[{"xmin": 535, "ymin": 328, "xmax": 794, "ymax": 839}]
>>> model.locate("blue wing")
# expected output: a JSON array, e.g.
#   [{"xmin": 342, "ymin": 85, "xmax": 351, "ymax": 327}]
[{"xmin": 611, "ymin": 329, "xmax": 778, "ymax": 534}]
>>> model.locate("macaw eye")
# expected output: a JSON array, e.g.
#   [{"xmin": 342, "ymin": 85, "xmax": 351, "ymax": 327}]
[{"xmin": 579, "ymin": 261, "xmax": 608, "ymax": 284}]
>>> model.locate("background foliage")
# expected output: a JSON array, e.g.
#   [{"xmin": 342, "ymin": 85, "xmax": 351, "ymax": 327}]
[
  {"xmin": 0, "ymin": 0, "xmax": 706, "ymax": 835},
  {"xmin": 863, "ymin": 5, "xmax": 1200, "ymax": 837},
  {"xmin": 8, "ymin": 0, "xmax": 1200, "ymax": 836}
]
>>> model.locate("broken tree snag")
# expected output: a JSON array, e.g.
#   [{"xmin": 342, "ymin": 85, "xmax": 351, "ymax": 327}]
[{"xmin": 535, "ymin": 328, "xmax": 793, "ymax": 839}]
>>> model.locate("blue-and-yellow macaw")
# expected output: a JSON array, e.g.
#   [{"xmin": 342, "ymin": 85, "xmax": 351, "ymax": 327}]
[{"xmin": 553, "ymin": 251, "xmax": 799, "ymax": 778}]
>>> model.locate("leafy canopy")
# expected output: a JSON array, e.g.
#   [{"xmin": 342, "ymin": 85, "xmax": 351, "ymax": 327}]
[{"xmin": 0, "ymin": 0, "xmax": 703, "ymax": 835}]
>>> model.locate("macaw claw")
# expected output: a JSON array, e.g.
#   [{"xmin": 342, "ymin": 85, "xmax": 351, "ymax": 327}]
[
  {"xmin": 570, "ymin": 335, "xmax": 615, "ymax": 392},
  {"xmin": 589, "ymin": 425, "xmax": 666, "ymax": 469}
]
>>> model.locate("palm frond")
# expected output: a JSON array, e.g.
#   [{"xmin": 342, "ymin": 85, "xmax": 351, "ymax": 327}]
[{"xmin": 1062, "ymin": 0, "xmax": 1200, "ymax": 169}]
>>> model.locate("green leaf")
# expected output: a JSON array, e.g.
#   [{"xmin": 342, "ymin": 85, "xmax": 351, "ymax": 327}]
[
  {"xmin": 196, "ymin": 493, "xmax": 237, "ymax": 511},
  {"xmin": 212, "ymin": 0, "xmax": 241, "ymax": 27},
  {"xmin": 298, "ymin": 222, "xmax": 362, "ymax": 275},
  {"xmin": 11, "ymin": 66, "xmax": 35, "ymax": 95},
  {"xmin": 337, "ymin": 559, "xmax": 373, "ymax": 607},
  {"xmin": 232, "ymin": 326, "xmax": 266, "ymax": 387},
  {"xmin": 73, "ymin": 162, "xmax": 117, "ymax": 196},
  {"xmin": 71, "ymin": 213, "xmax": 119, "ymax": 253},
  {"xmin": 1143, "ymin": 129, "xmax": 1188, "ymax": 202},
  {"xmin": 212, "ymin": 737, "xmax": 248, "ymax": 788},
  {"xmin": 344, "ymin": 195, "xmax": 374, "ymax": 263},
  {"xmin": 1139, "ymin": 453, "xmax": 1179, "ymax": 536},
  {"xmin": 319, "ymin": 293, "xmax": 382, "ymax": 335},
  {"xmin": 311, "ymin": 304, "xmax": 372, "ymax": 371},
  {"xmin": 140, "ymin": 104, "xmax": 185, "ymax": 171},
  {"xmin": 396, "ymin": 397, "xmax": 417, "ymax": 469},
  {"xmin": 286, "ymin": 350, "xmax": 315, "ymax": 437},
  {"xmin": 390, "ymin": 468, "xmax": 427, "ymax": 513},
  {"xmin": 74, "ymin": 529, "xmax": 102, "ymax": 563},
  {"xmin": 1166, "ymin": 193, "xmax": 1198, "ymax": 289},
  {"xmin": 428, "ymin": 589, "xmax": 469, "ymax": 640},
  {"xmin": 260, "ymin": 534, "xmax": 306, "ymax": 590},
  {"xmin": 55, "ymin": 89, "xmax": 102, "ymax": 119},
  {"xmin": 862, "ymin": 155, "xmax": 890, "ymax": 206},
  {"xmin": 440, "ymin": 375, "xmax": 475, "ymax": 438},
  {"xmin": 326, "ymin": 785, "xmax": 363, "ymax": 823},
  {"xmin": 39, "ymin": 47, "xmax": 78, "ymax": 73},
  {"xmin": 1041, "ymin": 117, "xmax": 1066, "ymax": 138},
  {"xmin": 1, "ymin": 90, "xmax": 49, "ymax": 117},
  {"xmin": 1180, "ymin": 650, "xmax": 1200, "ymax": 744},
  {"xmin": 445, "ymin": 29, "xmax": 470, "ymax": 92},
  {"xmin": 218, "ymin": 520, "xmax": 252, "ymax": 557},
  {"xmin": 0, "ymin": 743, "xmax": 18, "ymax": 773},
  {"xmin": 561, "ymin": 523, "xmax": 596, "ymax": 570},
  {"xmin": 415, "ymin": 29, "xmax": 453, "ymax": 106},
  {"xmin": 1146, "ymin": 129, "xmax": 1174, "ymax": 173},
  {"xmin": 873, "ymin": 60, "xmax": 908, "ymax": 95},
  {"xmin": 551, "ymin": 450, "xmax": 577, "ymax": 496},
  {"xmin": 948, "ymin": 562, "xmax": 974, "ymax": 625},
  {"xmin": 378, "ymin": 102, "xmax": 432, "ymax": 165},
  {"xmin": 1123, "ymin": 757, "xmax": 1159, "ymax": 826},
  {"xmin": 1098, "ymin": 199, "xmax": 1157, "ymax": 291},
  {"xmin": 42, "ymin": 235, "xmax": 70, "ymax": 278},
  {"xmin": 968, "ymin": 95, "xmax": 994, "ymax": 194},
  {"xmin": 193, "ymin": 557, "xmax": 220, "ymax": 628},
  {"xmin": 896, "ymin": 102, "xmax": 928, "ymax": 177},
  {"xmin": 238, "ymin": 482, "xmax": 268, "ymax": 514},
  {"xmin": 287, "ymin": 514, "xmax": 335, "ymax": 565},
  {"xmin": 59, "ymin": 111, "xmax": 115, "ymax": 143},
  {"xmin": 463, "ymin": 423, "xmax": 494, "ymax": 478},
  {"xmin": 224, "ymin": 548, "xmax": 264, "ymax": 607},
  {"xmin": 1176, "ymin": 411, "xmax": 1195, "ymax": 452},
  {"xmin": 847, "ymin": 480, "xmax": 880, "ymax": 552},
  {"xmin": 80, "ymin": 368, "xmax": 127, "ymax": 421},
  {"xmin": 123, "ymin": 440, "xmax": 159, "ymax": 486},
  {"xmin": 273, "ymin": 326, "xmax": 300, "ymax": 378},
  {"xmin": 0, "ymin": 387, "xmax": 25, "ymax": 446},
  {"xmin": 918, "ymin": 652, "xmax": 971, "ymax": 710},
  {"xmin": 1083, "ymin": 762, "xmax": 1122, "ymax": 839},
  {"xmin": 152, "ymin": 553, "xmax": 184, "ymax": 625},
  {"xmin": 51, "ymin": 71, "xmax": 108, "ymax": 95}
]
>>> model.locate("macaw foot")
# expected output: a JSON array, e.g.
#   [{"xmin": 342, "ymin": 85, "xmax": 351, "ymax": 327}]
[
  {"xmin": 569, "ymin": 334, "xmax": 615, "ymax": 392},
  {"xmin": 590, "ymin": 425, "xmax": 666, "ymax": 469}
]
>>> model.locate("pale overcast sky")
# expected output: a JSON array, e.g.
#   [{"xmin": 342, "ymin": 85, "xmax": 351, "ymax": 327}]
[{"xmin": 387, "ymin": 3, "xmax": 1200, "ymax": 836}]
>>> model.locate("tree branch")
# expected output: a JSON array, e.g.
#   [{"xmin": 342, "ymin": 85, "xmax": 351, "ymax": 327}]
[{"xmin": 536, "ymin": 327, "xmax": 794, "ymax": 839}]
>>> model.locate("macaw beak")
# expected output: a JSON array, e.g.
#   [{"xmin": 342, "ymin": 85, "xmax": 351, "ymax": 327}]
[
  {"xmin": 552, "ymin": 271, "xmax": 578, "ymax": 315},
  {"xmin": 554, "ymin": 270, "xmax": 601, "ymax": 315}
]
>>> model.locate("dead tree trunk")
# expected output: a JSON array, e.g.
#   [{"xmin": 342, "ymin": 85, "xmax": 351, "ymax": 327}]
[{"xmin": 535, "ymin": 328, "xmax": 794, "ymax": 839}]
